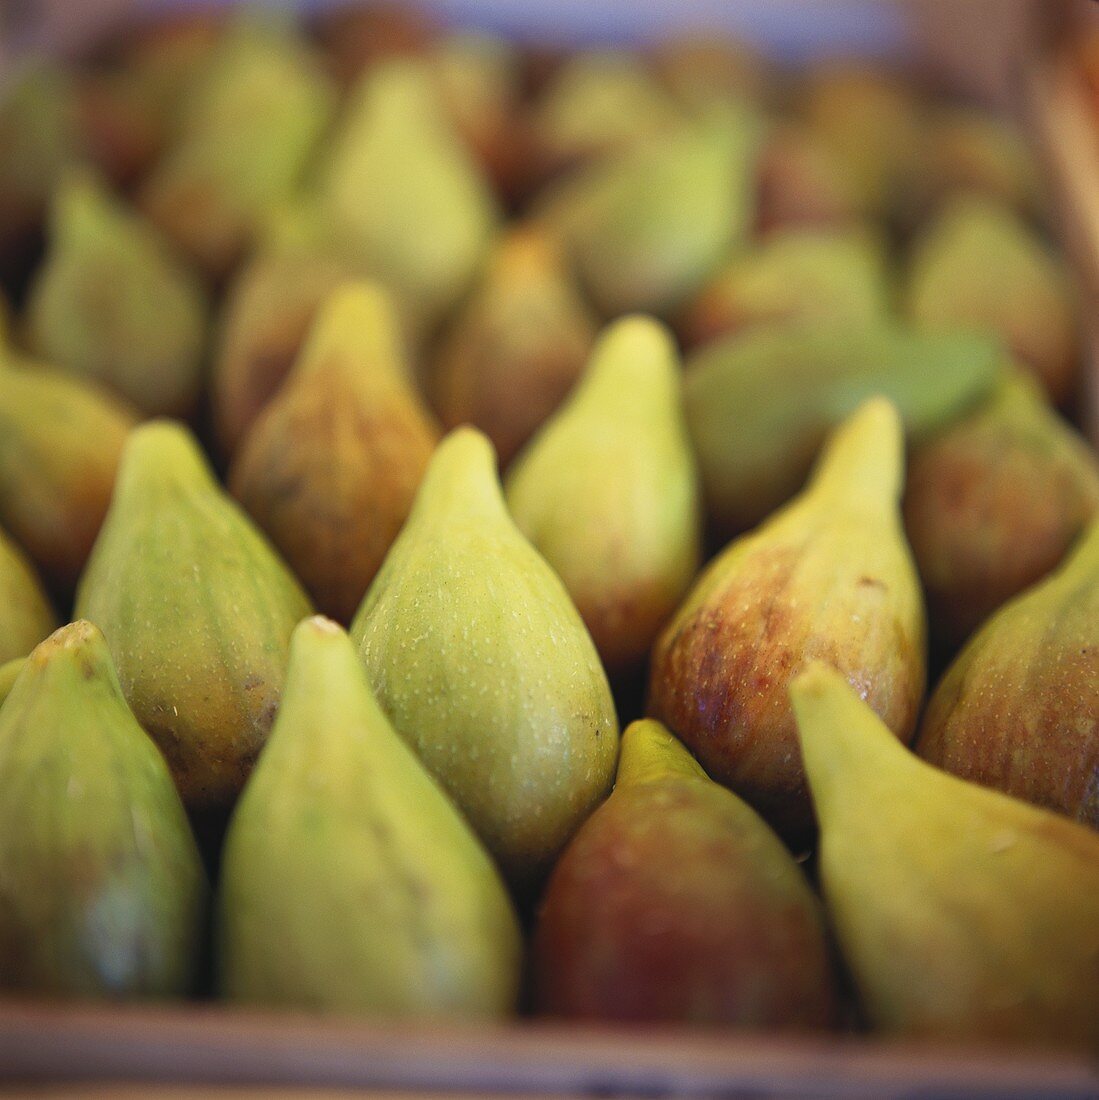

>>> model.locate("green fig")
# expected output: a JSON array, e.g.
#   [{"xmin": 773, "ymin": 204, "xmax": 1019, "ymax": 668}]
[
  {"xmin": 212, "ymin": 239, "xmax": 358, "ymax": 457},
  {"xmin": 0, "ymin": 63, "xmax": 79, "ymax": 258},
  {"xmin": 790, "ymin": 661, "xmax": 1099, "ymax": 1053},
  {"xmin": 799, "ymin": 62, "xmax": 925, "ymax": 218},
  {"xmin": 684, "ymin": 321, "xmax": 1002, "ymax": 537},
  {"xmin": 652, "ymin": 35, "xmax": 771, "ymax": 111},
  {"xmin": 506, "ymin": 316, "xmax": 701, "ymax": 677},
  {"xmin": 350, "ymin": 428, "xmax": 618, "ymax": 889},
  {"xmin": 539, "ymin": 105, "xmax": 764, "ymax": 318},
  {"xmin": 528, "ymin": 51, "xmax": 684, "ymax": 181},
  {"xmin": 431, "ymin": 225, "xmax": 598, "ymax": 468},
  {"xmin": 220, "ymin": 616, "xmax": 521, "ymax": 1016},
  {"xmin": 650, "ymin": 399, "xmax": 926, "ymax": 838},
  {"xmin": 679, "ymin": 228, "xmax": 891, "ymax": 349},
  {"xmin": 534, "ymin": 718, "xmax": 838, "ymax": 1027},
  {"xmin": 755, "ymin": 124, "xmax": 863, "ymax": 235},
  {"xmin": 230, "ymin": 282, "xmax": 440, "ymax": 624},
  {"xmin": 0, "ymin": 362, "xmax": 137, "ymax": 592},
  {"xmin": 904, "ymin": 195, "xmax": 1079, "ymax": 404},
  {"xmin": 139, "ymin": 14, "xmax": 336, "ymax": 277},
  {"xmin": 25, "ymin": 172, "xmax": 208, "ymax": 417},
  {"xmin": 915, "ymin": 517, "xmax": 1099, "ymax": 828},
  {"xmin": 0, "ymin": 620, "xmax": 207, "ymax": 997},
  {"xmin": 0, "ymin": 526, "xmax": 56, "ymax": 666},
  {"xmin": 904, "ymin": 370, "xmax": 1099, "ymax": 649},
  {"xmin": 76, "ymin": 421, "xmax": 312, "ymax": 813},
  {"xmin": 318, "ymin": 58, "xmax": 500, "ymax": 336},
  {"xmin": 0, "ymin": 658, "xmax": 23, "ymax": 710}
]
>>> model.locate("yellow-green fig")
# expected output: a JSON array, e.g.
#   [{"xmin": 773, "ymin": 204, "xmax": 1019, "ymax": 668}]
[
  {"xmin": 25, "ymin": 172, "xmax": 208, "ymax": 417},
  {"xmin": 350, "ymin": 428, "xmax": 618, "ymax": 889},
  {"xmin": 904, "ymin": 370, "xmax": 1099, "ymax": 649},
  {"xmin": 528, "ymin": 51, "xmax": 684, "ymax": 181},
  {"xmin": 679, "ymin": 228, "xmax": 891, "ymax": 349},
  {"xmin": 139, "ymin": 14, "xmax": 336, "ymax": 277},
  {"xmin": 684, "ymin": 321, "xmax": 1002, "ymax": 536},
  {"xmin": 431, "ymin": 225, "xmax": 598, "ymax": 468},
  {"xmin": 318, "ymin": 58, "xmax": 500, "ymax": 336},
  {"xmin": 0, "ymin": 526, "xmax": 56, "ymax": 666},
  {"xmin": 230, "ymin": 282, "xmax": 440, "ymax": 624},
  {"xmin": 534, "ymin": 719, "xmax": 839, "ymax": 1027},
  {"xmin": 539, "ymin": 105, "xmax": 763, "ymax": 318},
  {"xmin": 506, "ymin": 316, "xmax": 701, "ymax": 677},
  {"xmin": 76, "ymin": 421, "xmax": 312, "ymax": 813},
  {"xmin": 0, "ymin": 621, "xmax": 207, "ymax": 997},
  {"xmin": 0, "ymin": 362, "xmax": 137, "ymax": 592},
  {"xmin": 220, "ymin": 616, "xmax": 521, "ymax": 1017},
  {"xmin": 905, "ymin": 195, "xmax": 1079, "ymax": 404},
  {"xmin": 649, "ymin": 399, "xmax": 926, "ymax": 838},
  {"xmin": 790, "ymin": 661, "xmax": 1099, "ymax": 1053},
  {"xmin": 915, "ymin": 517, "xmax": 1099, "ymax": 828}
]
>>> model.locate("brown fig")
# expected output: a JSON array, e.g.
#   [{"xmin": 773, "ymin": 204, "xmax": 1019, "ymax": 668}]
[
  {"xmin": 916, "ymin": 517, "xmax": 1099, "ymax": 828},
  {"xmin": 904, "ymin": 370, "xmax": 1099, "ymax": 650},
  {"xmin": 431, "ymin": 225, "xmax": 598, "ymax": 468},
  {"xmin": 230, "ymin": 282, "xmax": 440, "ymax": 623}
]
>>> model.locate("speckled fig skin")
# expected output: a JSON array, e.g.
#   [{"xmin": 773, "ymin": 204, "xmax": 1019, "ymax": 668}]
[
  {"xmin": 534, "ymin": 719, "xmax": 839, "ymax": 1028},
  {"xmin": 0, "ymin": 362, "xmax": 136, "ymax": 593},
  {"xmin": 915, "ymin": 517, "xmax": 1099, "ymax": 829},
  {"xmin": 230, "ymin": 282, "xmax": 440, "ymax": 623},
  {"xmin": 220, "ymin": 617, "xmax": 522, "ymax": 1017},
  {"xmin": 350, "ymin": 427, "xmax": 618, "ymax": 891},
  {"xmin": 0, "ymin": 527, "xmax": 56, "ymax": 665},
  {"xmin": 904, "ymin": 371, "xmax": 1099, "ymax": 650},
  {"xmin": 649, "ymin": 399, "xmax": 926, "ymax": 839},
  {"xmin": 506, "ymin": 316, "xmax": 701, "ymax": 677},
  {"xmin": 791, "ymin": 662, "xmax": 1099, "ymax": 1053},
  {"xmin": 76, "ymin": 421, "xmax": 312, "ymax": 813},
  {"xmin": 432, "ymin": 225, "xmax": 597, "ymax": 469},
  {"xmin": 0, "ymin": 621, "xmax": 207, "ymax": 997},
  {"xmin": 213, "ymin": 248, "xmax": 355, "ymax": 457}
]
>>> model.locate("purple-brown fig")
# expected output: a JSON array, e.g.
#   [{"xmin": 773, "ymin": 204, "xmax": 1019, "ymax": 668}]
[
  {"xmin": 915, "ymin": 516, "xmax": 1099, "ymax": 829},
  {"xmin": 534, "ymin": 719, "xmax": 839, "ymax": 1027},
  {"xmin": 230, "ymin": 282, "xmax": 440, "ymax": 624}
]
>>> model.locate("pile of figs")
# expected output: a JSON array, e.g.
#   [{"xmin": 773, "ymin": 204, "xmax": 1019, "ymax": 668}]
[{"xmin": 0, "ymin": 4, "xmax": 1096, "ymax": 1057}]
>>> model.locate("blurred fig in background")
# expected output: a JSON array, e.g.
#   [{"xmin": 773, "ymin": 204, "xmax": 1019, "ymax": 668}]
[
  {"xmin": 904, "ymin": 194, "xmax": 1079, "ymax": 404},
  {"xmin": 678, "ymin": 227, "xmax": 891, "ymax": 349},
  {"xmin": 684, "ymin": 321, "xmax": 1002, "ymax": 537},
  {"xmin": 904, "ymin": 370, "xmax": 1099, "ymax": 650},
  {"xmin": 651, "ymin": 35, "xmax": 772, "ymax": 111},
  {"xmin": 140, "ymin": 14, "xmax": 336, "ymax": 278},
  {"xmin": 0, "ymin": 526, "xmax": 56, "ymax": 666},
  {"xmin": 212, "ymin": 204, "xmax": 358, "ymax": 457},
  {"xmin": 0, "ymin": 621, "xmax": 208, "ymax": 998},
  {"xmin": 527, "ymin": 51, "xmax": 684, "ymax": 182},
  {"xmin": 506, "ymin": 316, "xmax": 701, "ymax": 678},
  {"xmin": 316, "ymin": 2, "xmax": 439, "ymax": 87},
  {"xmin": 76, "ymin": 69, "xmax": 165, "ymax": 186},
  {"xmin": 25, "ymin": 171, "xmax": 208, "ymax": 418},
  {"xmin": 650, "ymin": 400, "xmax": 926, "ymax": 839},
  {"xmin": 540, "ymin": 104, "xmax": 763, "ymax": 318},
  {"xmin": 755, "ymin": 124, "xmax": 865, "ymax": 235},
  {"xmin": 231, "ymin": 282, "xmax": 440, "ymax": 624},
  {"xmin": 0, "ymin": 362, "xmax": 136, "ymax": 593},
  {"xmin": 0, "ymin": 64, "xmax": 79, "ymax": 262},
  {"xmin": 799, "ymin": 62, "xmax": 926, "ymax": 219},
  {"xmin": 76, "ymin": 421, "xmax": 312, "ymax": 814},
  {"xmin": 429, "ymin": 33, "xmax": 529, "ymax": 204},
  {"xmin": 535, "ymin": 719, "xmax": 838, "ymax": 1028},
  {"xmin": 318, "ymin": 58, "xmax": 500, "ymax": 337},
  {"xmin": 431, "ymin": 224, "xmax": 597, "ymax": 468},
  {"xmin": 916, "ymin": 516, "xmax": 1099, "ymax": 829}
]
